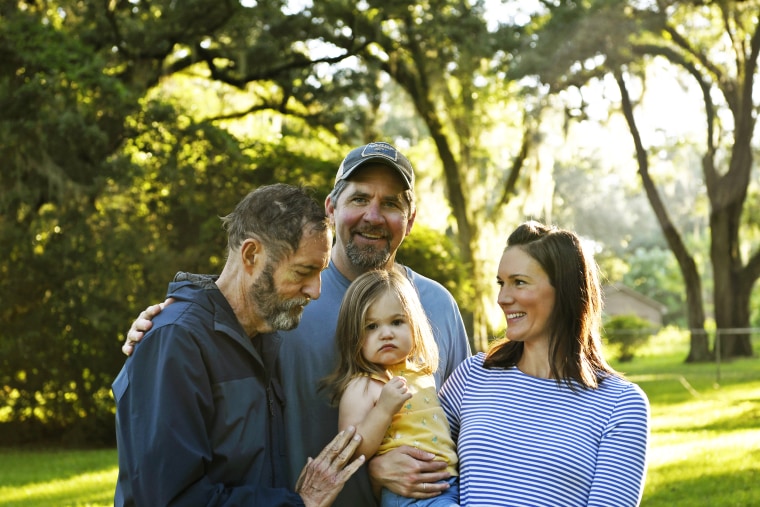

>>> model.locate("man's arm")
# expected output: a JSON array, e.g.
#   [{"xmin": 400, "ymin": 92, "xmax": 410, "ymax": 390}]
[
  {"xmin": 367, "ymin": 446, "xmax": 450, "ymax": 499},
  {"xmin": 121, "ymin": 298, "xmax": 172, "ymax": 356}
]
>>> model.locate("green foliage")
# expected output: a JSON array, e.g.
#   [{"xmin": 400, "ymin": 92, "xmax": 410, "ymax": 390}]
[
  {"xmin": 752, "ymin": 284, "xmax": 760, "ymax": 329},
  {"xmin": 603, "ymin": 314, "xmax": 654, "ymax": 362},
  {"xmin": 396, "ymin": 225, "xmax": 474, "ymax": 316},
  {"xmin": 0, "ymin": 0, "xmax": 381, "ymax": 445},
  {"xmin": 0, "ymin": 85, "xmax": 339, "ymax": 444},
  {"xmin": 0, "ymin": 9, "xmax": 135, "ymax": 213},
  {"xmin": 0, "ymin": 199, "xmax": 132, "ymax": 444},
  {"xmin": 0, "ymin": 7, "xmax": 149, "ymax": 445},
  {"xmin": 621, "ymin": 247, "xmax": 689, "ymax": 327},
  {"xmin": 516, "ymin": 0, "xmax": 760, "ymax": 360},
  {"xmin": 552, "ymin": 147, "xmax": 711, "ymax": 330},
  {"xmin": 6, "ymin": 0, "xmax": 756, "ymax": 447}
]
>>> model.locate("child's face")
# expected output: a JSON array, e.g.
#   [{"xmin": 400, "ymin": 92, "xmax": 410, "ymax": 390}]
[{"xmin": 361, "ymin": 291, "xmax": 413, "ymax": 367}]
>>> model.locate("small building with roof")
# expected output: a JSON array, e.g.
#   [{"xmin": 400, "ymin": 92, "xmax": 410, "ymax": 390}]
[{"xmin": 602, "ymin": 283, "xmax": 667, "ymax": 327}]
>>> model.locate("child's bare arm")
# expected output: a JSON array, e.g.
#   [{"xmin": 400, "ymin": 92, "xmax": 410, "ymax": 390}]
[{"xmin": 338, "ymin": 376, "xmax": 411, "ymax": 460}]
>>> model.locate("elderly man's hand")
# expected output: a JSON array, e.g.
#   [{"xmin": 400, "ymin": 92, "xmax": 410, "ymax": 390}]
[{"xmin": 295, "ymin": 426, "xmax": 365, "ymax": 507}]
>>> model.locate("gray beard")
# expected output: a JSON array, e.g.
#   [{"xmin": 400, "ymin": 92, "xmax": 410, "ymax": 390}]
[
  {"xmin": 345, "ymin": 240, "xmax": 391, "ymax": 271},
  {"xmin": 250, "ymin": 264, "xmax": 309, "ymax": 331},
  {"xmin": 267, "ymin": 300, "xmax": 306, "ymax": 330}
]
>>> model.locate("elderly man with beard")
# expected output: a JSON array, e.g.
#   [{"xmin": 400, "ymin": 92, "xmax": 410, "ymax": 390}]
[
  {"xmin": 113, "ymin": 184, "xmax": 364, "ymax": 507},
  {"xmin": 123, "ymin": 144, "xmax": 472, "ymax": 506}
]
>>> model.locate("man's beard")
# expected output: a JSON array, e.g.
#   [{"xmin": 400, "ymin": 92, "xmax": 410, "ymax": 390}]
[
  {"xmin": 250, "ymin": 263, "xmax": 310, "ymax": 331},
  {"xmin": 345, "ymin": 232, "xmax": 391, "ymax": 270}
]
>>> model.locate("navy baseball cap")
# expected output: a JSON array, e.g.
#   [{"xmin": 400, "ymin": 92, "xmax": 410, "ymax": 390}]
[{"xmin": 334, "ymin": 142, "xmax": 415, "ymax": 190}]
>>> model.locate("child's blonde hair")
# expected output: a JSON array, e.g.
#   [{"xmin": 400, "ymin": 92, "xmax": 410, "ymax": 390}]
[{"xmin": 324, "ymin": 269, "xmax": 439, "ymax": 405}]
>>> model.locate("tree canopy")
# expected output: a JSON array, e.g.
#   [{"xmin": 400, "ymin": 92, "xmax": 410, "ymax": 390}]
[
  {"xmin": 1, "ymin": 0, "xmax": 758, "ymax": 444},
  {"xmin": 513, "ymin": 0, "xmax": 760, "ymax": 360}
]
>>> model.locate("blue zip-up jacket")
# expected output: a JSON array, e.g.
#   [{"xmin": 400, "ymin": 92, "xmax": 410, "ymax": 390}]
[{"xmin": 113, "ymin": 277, "xmax": 305, "ymax": 507}]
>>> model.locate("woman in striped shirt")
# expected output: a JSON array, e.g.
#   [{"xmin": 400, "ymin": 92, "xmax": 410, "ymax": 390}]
[{"xmin": 438, "ymin": 221, "xmax": 650, "ymax": 506}]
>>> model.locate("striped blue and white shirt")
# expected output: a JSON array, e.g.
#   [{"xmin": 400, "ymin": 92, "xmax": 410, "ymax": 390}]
[{"xmin": 438, "ymin": 352, "xmax": 649, "ymax": 506}]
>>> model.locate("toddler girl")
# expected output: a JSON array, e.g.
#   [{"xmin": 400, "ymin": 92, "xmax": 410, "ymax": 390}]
[{"xmin": 324, "ymin": 269, "xmax": 459, "ymax": 507}]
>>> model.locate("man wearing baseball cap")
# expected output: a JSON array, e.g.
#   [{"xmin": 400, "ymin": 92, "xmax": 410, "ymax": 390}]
[
  {"xmin": 279, "ymin": 141, "xmax": 469, "ymax": 506},
  {"xmin": 123, "ymin": 142, "xmax": 471, "ymax": 506}
]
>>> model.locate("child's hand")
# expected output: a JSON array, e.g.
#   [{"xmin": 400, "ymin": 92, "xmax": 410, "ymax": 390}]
[{"xmin": 377, "ymin": 376, "xmax": 413, "ymax": 414}]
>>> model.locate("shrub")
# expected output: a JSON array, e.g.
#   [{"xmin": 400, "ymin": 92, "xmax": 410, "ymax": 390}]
[{"xmin": 603, "ymin": 314, "xmax": 656, "ymax": 362}]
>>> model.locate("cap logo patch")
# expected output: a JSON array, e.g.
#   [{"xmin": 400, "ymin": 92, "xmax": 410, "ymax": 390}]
[{"xmin": 362, "ymin": 142, "xmax": 398, "ymax": 162}]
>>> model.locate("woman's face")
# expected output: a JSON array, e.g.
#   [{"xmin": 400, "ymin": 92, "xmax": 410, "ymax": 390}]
[{"xmin": 496, "ymin": 247, "xmax": 556, "ymax": 346}]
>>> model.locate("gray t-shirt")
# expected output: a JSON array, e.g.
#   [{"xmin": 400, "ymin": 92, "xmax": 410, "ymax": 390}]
[{"xmin": 277, "ymin": 261, "xmax": 471, "ymax": 506}]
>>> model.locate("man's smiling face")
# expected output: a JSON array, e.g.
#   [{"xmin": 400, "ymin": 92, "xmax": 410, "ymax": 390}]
[{"xmin": 327, "ymin": 164, "xmax": 415, "ymax": 278}]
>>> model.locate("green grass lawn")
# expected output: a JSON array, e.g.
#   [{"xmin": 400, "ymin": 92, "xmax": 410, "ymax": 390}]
[
  {"xmin": 0, "ymin": 447, "xmax": 116, "ymax": 506},
  {"xmin": 613, "ymin": 329, "xmax": 760, "ymax": 507},
  {"xmin": 1, "ymin": 329, "xmax": 758, "ymax": 506}
]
